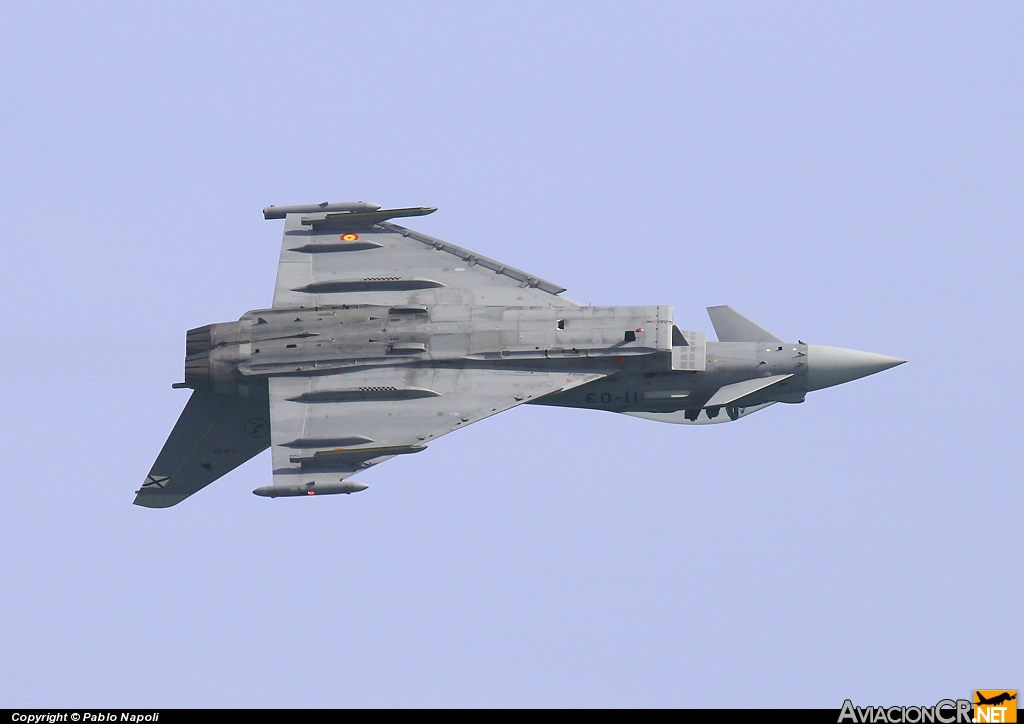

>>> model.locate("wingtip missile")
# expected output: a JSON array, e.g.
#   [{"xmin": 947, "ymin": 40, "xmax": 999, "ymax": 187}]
[{"xmin": 262, "ymin": 201, "xmax": 381, "ymax": 219}]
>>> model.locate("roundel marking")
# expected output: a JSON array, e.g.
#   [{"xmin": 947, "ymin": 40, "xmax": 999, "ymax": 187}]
[
  {"xmin": 244, "ymin": 417, "xmax": 268, "ymax": 437},
  {"xmin": 341, "ymin": 233, "xmax": 359, "ymax": 241}
]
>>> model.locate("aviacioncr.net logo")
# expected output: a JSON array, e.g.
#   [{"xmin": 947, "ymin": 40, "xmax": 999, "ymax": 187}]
[
  {"xmin": 974, "ymin": 691, "xmax": 1017, "ymax": 723},
  {"xmin": 839, "ymin": 699, "xmax": 973, "ymax": 723}
]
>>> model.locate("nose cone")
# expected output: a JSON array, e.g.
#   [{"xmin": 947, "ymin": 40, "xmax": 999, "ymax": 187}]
[{"xmin": 806, "ymin": 345, "xmax": 906, "ymax": 391}]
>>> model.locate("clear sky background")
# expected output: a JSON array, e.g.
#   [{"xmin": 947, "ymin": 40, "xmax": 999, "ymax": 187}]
[{"xmin": 1, "ymin": 1, "xmax": 1020, "ymax": 708}]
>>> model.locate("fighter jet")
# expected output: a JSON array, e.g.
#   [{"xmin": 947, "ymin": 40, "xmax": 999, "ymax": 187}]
[{"xmin": 136, "ymin": 202, "xmax": 906, "ymax": 508}]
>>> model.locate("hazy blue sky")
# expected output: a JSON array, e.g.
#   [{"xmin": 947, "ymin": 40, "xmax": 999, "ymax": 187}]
[{"xmin": 1, "ymin": 1, "xmax": 1020, "ymax": 707}]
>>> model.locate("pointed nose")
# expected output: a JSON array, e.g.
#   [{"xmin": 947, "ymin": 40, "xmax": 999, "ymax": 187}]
[{"xmin": 806, "ymin": 345, "xmax": 906, "ymax": 391}]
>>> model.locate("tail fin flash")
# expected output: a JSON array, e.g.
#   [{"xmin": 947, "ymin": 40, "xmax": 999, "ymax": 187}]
[{"xmin": 707, "ymin": 306, "xmax": 782, "ymax": 343}]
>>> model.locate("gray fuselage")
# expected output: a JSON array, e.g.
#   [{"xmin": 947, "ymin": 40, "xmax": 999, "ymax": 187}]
[{"xmin": 532, "ymin": 340, "xmax": 808, "ymax": 421}]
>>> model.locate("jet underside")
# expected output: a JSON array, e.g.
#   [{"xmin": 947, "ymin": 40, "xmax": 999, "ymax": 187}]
[{"xmin": 136, "ymin": 202, "xmax": 904, "ymax": 508}]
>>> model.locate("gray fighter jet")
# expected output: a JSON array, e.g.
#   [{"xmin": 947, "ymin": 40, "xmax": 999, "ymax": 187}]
[{"xmin": 136, "ymin": 202, "xmax": 905, "ymax": 508}]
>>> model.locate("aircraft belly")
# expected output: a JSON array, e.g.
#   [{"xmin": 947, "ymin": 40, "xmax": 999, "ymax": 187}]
[{"xmin": 139, "ymin": 203, "xmax": 904, "ymax": 507}]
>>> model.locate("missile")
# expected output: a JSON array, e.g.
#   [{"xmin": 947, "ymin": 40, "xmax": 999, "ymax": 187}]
[
  {"xmin": 252, "ymin": 481, "xmax": 369, "ymax": 498},
  {"xmin": 262, "ymin": 201, "xmax": 381, "ymax": 219}
]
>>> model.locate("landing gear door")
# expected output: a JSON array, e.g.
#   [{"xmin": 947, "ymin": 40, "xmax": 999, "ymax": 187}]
[{"xmin": 671, "ymin": 327, "xmax": 706, "ymax": 371}]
